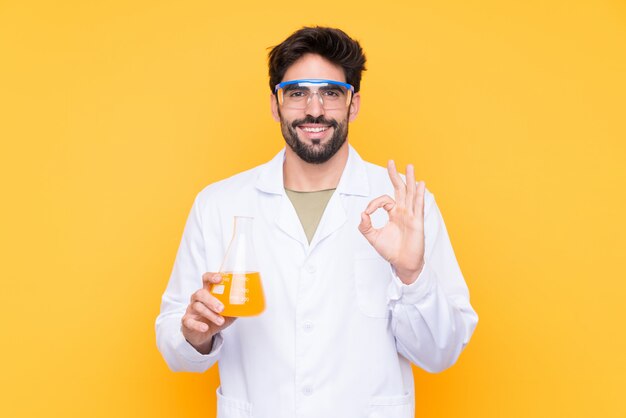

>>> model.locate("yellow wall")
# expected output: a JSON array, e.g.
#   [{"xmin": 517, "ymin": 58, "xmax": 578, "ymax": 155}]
[{"xmin": 1, "ymin": 0, "xmax": 625, "ymax": 416}]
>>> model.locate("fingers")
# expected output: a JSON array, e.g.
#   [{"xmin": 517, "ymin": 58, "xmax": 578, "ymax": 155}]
[
  {"xmin": 415, "ymin": 181, "xmax": 426, "ymax": 218},
  {"xmin": 189, "ymin": 288, "xmax": 226, "ymax": 326},
  {"xmin": 364, "ymin": 194, "xmax": 396, "ymax": 215},
  {"xmin": 387, "ymin": 160, "xmax": 406, "ymax": 203},
  {"xmin": 182, "ymin": 315, "xmax": 210, "ymax": 333},
  {"xmin": 359, "ymin": 195, "xmax": 395, "ymax": 244},
  {"xmin": 191, "ymin": 289, "xmax": 225, "ymax": 315},
  {"xmin": 388, "ymin": 160, "xmax": 424, "ymax": 218},
  {"xmin": 406, "ymin": 164, "xmax": 416, "ymax": 214},
  {"xmin": 192, "ymin": 300, "xmax": 226, "ymax": 326}
]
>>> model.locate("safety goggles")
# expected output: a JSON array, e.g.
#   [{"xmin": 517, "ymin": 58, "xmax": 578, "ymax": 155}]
[{"xmin": 274, "ymin": 79, "xmax": 354, "ymax": 110}]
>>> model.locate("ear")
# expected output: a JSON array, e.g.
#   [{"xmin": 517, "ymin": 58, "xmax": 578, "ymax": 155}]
[
  {"xmin": 270, "ymin": 93, "xmax": 280, "ymax": 122},
  {"xmin": 348, "ymin": 92, "xmax": 361, "ymax": 122}
]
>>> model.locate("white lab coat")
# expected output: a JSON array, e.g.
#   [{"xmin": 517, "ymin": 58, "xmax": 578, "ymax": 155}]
[{"xmin": 156, "ymin": 145, "xmax": 478, "ymax": 418}]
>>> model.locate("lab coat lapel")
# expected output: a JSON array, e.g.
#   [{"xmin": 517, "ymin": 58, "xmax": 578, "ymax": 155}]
[
  {"xmin": 276, "ymin": 196, "xmax": 309, "ymax": 247},
  {"xmin": 308, "ymin": 145, "xmax": 370, "ymax": 251},
  {"xmin": 255, "ymin": 146, "xmax": 371, "ymax": 251},
  {"xmin": 255, "ymin": 149, "xmax": 309, "ymax": 248},
  {"xmin": 308, "ymin": 191, "xmax": 346, "ymax": 251}
]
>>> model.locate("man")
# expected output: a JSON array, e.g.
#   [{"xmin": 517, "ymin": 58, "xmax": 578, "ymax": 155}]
[{"xmin": 156, "ymin": 27, "xmax": 478, "ymax": 418}]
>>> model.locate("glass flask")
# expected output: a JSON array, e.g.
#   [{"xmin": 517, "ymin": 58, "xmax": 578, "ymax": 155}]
[{"xmin": 210, "ymin": 216, "xmax": 265, "ymax": 317}]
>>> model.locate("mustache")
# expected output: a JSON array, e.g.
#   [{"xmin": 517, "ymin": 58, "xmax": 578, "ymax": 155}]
[{"xmin": 291, "ymin": 115, "xmax": 339, "ymax": 129}]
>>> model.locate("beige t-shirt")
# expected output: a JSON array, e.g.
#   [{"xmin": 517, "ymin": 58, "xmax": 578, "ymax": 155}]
[{"xmin": 284, "ymin": 188, "xmax": 336, "ymax": 243}]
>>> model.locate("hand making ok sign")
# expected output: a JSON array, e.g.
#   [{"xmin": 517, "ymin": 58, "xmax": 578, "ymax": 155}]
[{"xmin": 358, "ymin": 160, "xmax": 426, "ymax": 284}]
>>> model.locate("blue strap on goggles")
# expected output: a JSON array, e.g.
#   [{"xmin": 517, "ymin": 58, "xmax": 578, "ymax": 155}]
[{"xmin": 274, "ymin": 79, "xmax": 355, "ymax": 93}]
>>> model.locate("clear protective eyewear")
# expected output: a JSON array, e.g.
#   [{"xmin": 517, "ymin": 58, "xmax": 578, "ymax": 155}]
[{"xmin": 275, "ymin": 79, "xmax": 354, "ymax": 110}]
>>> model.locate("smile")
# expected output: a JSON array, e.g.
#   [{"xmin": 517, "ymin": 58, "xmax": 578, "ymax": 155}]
[
  {"xmin": 298, "ymin": 125, "xmax": 330, "ymax": 133},
  {"xmin": 300, "ymin": 126, "xmax": 328, "ymax": 132}
]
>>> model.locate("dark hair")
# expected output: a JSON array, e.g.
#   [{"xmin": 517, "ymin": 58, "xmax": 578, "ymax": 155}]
[{"xmin": 268, "ymin": 26, "xmax": 367, "ymax": 93}]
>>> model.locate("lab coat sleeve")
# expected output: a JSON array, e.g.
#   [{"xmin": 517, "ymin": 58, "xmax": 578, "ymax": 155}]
[
  {"xmin": 387, "ymin": 193, "xmax": 478, "ymax": 373},
  {"xmin": 155, "ymin": 193, "xmax": 225, "ymax": 372}
]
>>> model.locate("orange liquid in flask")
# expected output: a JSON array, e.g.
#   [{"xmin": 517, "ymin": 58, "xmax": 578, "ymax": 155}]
[{"xmin": 210, "ymin": 272, "xmax": 265, "ymax": 317}]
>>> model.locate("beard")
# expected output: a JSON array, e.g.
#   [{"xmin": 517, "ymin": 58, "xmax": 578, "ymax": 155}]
[{"xmin": 279, "ymin": 112, "xmax": 349, "ymax": 164}]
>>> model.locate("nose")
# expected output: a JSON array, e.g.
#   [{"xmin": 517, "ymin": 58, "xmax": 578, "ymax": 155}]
[{"xmin": 305, "ymin": 91, "xmax": 325, "ymax": 117}]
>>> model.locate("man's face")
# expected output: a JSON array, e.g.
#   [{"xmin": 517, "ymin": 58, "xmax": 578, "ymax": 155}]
[{"xmin": 271, "ymin": 54, "xmax": 360, "ymax": 164}]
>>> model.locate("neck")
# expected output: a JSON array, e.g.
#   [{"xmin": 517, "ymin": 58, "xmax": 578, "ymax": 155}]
[{"xmin": 283, "ymin": 142, "xmax": 349, "ymax": 192}]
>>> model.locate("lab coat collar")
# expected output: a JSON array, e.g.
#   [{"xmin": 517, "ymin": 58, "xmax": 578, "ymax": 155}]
[{"xmin": 255, "ymin": 144, "xmax": 370, "ymax": 197}]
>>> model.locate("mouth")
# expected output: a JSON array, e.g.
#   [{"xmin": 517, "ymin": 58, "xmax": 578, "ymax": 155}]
[{"xmin": 296, "ymin": 124, "xmax": 332, "ymax": 141}]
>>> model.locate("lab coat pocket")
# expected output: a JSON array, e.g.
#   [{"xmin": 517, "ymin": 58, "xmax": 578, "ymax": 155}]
[
  {"xmin": 354, "ymin": 251, "xmax": 391, "ymax": 318},
  {"xmin": 216, "ymin": 387, "xmax": 253, "ymax": 418},
  {"xmin": 368, "ymin": 392, "xmax": 413, "ymax": 418}
]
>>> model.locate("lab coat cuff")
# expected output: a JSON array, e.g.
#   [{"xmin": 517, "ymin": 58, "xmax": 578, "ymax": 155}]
[
  {"xmin": 177, "ymin": 330, "xmax": 224, "ymax": 363},
  {"xmin": 388, "ymin": 262, "xmax": 436, "ymax": 305}
]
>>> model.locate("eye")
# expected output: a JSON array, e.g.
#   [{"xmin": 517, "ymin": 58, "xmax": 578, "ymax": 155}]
[
  {"xmin": 287, "ymin": 89, "xmax": 308, "ymax": 98},
  {"xmin": 322, "ymin": 89, "xmax": 343, "ymax": 99}
]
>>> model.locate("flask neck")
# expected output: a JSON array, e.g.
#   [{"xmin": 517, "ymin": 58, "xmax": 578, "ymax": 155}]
[{"xmin": 222, "ymin": 216, "xmax": 257, "ymax": 274}]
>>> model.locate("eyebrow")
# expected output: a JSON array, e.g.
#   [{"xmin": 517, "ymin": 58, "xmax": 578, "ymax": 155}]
[
  {"xmin": 283, "ymin": 84, "xmax": 308, "ymax": 92},
  {"xmin": 319, "ymin": 85, "xmax": 344, "ymax": 91}
]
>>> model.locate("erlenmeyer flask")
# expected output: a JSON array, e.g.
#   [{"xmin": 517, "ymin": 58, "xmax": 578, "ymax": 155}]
[{"xmin": 210, "ymin": 216, "xmax": 265, "ymax": 317}]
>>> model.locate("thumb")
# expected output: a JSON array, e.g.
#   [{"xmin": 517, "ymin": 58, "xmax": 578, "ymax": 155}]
[
  {"xmin": 202, "ymin": 272, "xmax": 223, "ymax": 288},
  {"xmin": 358, "ymin": 211, "xmax": 377, "ymax": 244}
]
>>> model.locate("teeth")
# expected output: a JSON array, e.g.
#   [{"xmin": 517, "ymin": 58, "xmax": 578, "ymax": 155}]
[{"xmin": 301, "ymin": 127, "xmax": 328, "ymax": 133}]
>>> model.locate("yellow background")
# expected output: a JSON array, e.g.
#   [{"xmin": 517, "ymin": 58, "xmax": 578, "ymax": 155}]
[{"xmin": 1, "ymin": 0, "xmax": 625, "ymax": 417}]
